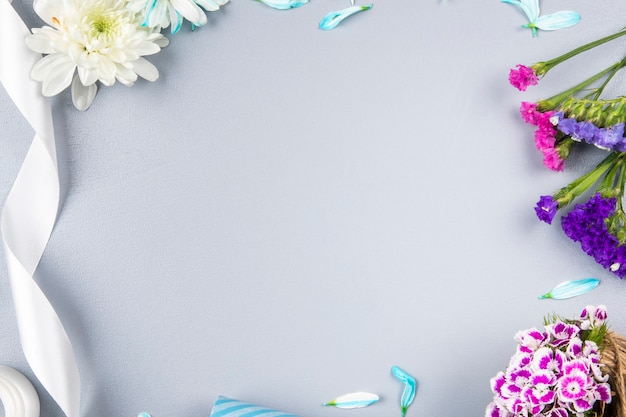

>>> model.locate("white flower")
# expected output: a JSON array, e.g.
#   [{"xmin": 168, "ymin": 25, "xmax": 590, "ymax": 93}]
[
  {"xmin": 127, "ymin": 0, "xmax": 229, "ymax": 34},
  {"xmin": 26, "ymin": 0, "xmax": 169, "ymax": 110}
]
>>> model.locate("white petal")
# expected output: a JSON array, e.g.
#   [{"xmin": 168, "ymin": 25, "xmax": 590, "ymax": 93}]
[
  {"xmin": 132, "ymin": 57, "xmax": 159, "ymax": 81},
  {"xmin": 77, "ymin": 65, "xmax": 99, "ymax": 86},
  {"xmin": 115, "ymin": 64, "xmax": 138, "ymax": 86},
  {"xmin": 194, "ymin": 0, "xmax": 223, "ymax": 12},
  {"xmin": 31, "ymin": 53, "xmax": 75, "ymax": 96},
  {"xmin": 134, "ymin": 40, "xmax": 161, "ymax": 56},
  {"xmin": 25, "ymin": 28, "xmax": 57, "ymax": 54},
  {"xmin": 33, "ymin": 0, "xmax": 65, "ymax": 26},
  {"xmin": 71, "ymin": 75, "xmax": 97, "ymax": 111},
  {"xmin": 145, "ymin": 0, "xmax": 169, "ymax": 28},
  {"xmin": 170, "ymin": 0, "xmax": 206, "ymax": 25}
]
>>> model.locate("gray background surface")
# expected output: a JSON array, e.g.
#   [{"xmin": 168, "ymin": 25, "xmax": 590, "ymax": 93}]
[{"xmin": 3, "ymin": 1, "xmax": 626, "ymax": 417}]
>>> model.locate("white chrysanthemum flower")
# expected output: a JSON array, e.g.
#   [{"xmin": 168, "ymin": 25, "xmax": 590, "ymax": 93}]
[
  {"xmin": 26, "ymin": 0, "xmax": 169, "ymax": 110},
  {"xmin": 127, "ymin": 0, "xmax": 229, "ymax": 34}
]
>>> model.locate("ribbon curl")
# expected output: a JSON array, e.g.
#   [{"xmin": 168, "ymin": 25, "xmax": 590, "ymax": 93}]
[{"xmin": 0, "ymin": 2, "xmax": 81, "ymax": 417}]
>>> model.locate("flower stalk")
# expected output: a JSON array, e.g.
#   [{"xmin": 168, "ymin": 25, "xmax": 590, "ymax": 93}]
[{"xmin": 512, "ymin": 26, "xmax": 626, "ymax": 278}]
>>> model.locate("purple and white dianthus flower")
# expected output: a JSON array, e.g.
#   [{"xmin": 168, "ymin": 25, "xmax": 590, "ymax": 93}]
[
  {"xmin": 580, "ymin": 305, "xmax": 608, "ymax": 330},
  {"xmin": 486, "ymin": 306, "xmax": 612, "ymax": 417},
  {"xmin": 545, "ymin": 322, "xmax": 579, "ymax": 347}
]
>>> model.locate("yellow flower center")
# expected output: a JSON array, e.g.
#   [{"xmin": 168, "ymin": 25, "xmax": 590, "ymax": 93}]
[{"xmin": 91, "ymin": 15, "xmax": 113, "ymax": 34}]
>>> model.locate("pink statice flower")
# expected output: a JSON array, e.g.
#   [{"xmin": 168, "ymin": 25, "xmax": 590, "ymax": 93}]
[
  {"xmin": 520, "ymin": 102, "xmax": 540, "ymax": 124},
  {"xmin": 518, "ymin": 104, "xmax": 566, "ymax": 171},
  {"xmin": 543, "ymin": 148, "xmax": 565, "ymax": 172},
  {"xmin": 510, "ymin": 65, "xmax": 539, "ymax": 91}
]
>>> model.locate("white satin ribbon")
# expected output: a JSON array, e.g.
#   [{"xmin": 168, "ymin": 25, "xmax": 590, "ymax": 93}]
[
  {"xmin": 0, "ymin": 365, "xmax": 40, "ymax": 417},
  {"xmin": 0, "ymin": 2, "xmax": 81, "ymax": 417}
]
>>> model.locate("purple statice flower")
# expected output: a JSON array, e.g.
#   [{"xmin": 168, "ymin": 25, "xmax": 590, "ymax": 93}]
[
  {"xmin": 556, "ymin": 117, "xmax": 626, "ymax": 151},
  {"xmin": 594, "ymin": 123, "xmax": 625, "ymax": 150},
  {"xmin": 510, "ymin": 65, "xmax": 539, "ymax": 91},
  {"xmin": 535, "ymin": 195, "xmax": 558, "ymax": 224},
  {"xmin": 561, "ymin": 194, "xmax": 626, "ymax": 278},
  {"xmin": 557, "ymin": 117, "xmax": 578, "ymax": 137}
]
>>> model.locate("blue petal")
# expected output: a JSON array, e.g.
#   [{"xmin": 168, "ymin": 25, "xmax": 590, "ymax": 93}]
[
  {"xmin": 170, "ymin": 10, "xmax": 183, "ymax": 34},
  {"xmin": 391, "ymin": 366, "xmax": 416, "ymax": 417},
  {"xmin": 501, "ymin": 0, "xmax": 536, "ymax": 22},
  {"xmin": 520, "ymin": 0, "xmax": 539, "ymax": 21},
  {"xmin": 538, "ymin": 278, "xmax": 600, "ymax": 300},
  {"xmin": 319, "ymin": 4, "xmax": 373, "ymax": 31},
  {"xmin": 255, "ymin": 0, "xmax": 309, "ymax": 10},
  {"xmin": 323, "ymin": 392, "xmax": 379, "ymax": 409},
  {"xmin": 534, "ymin": 11, "xmax": 581, "ymax": 31}
]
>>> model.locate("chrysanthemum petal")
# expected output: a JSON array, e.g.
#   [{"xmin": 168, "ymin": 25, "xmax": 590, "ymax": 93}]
[
  {"xmin": 170, "ymin": 0, "xmax": 206, "ymax": 25},
  {"xmin": 26, "ymin": 28, "xmax": 58, "ymax": 54},
  {"xmin": 115, "ymin": 64, "xmax": 139, "ymax": 86},
  {"xmin": 521, "ymin": 0, "xmax": 539, "ymax": 21},
  {"xmin": 169, "ymin": 4, "xmax": 184, "ymax": 33},
  {"xmin": 501, "ymin": 0, "xmax": 537, "ymax": 22},
  {"xmin": 255, "ymin": 0, "xmax": 309, "ymax": 10},
  {"xmin": 71, "ymin": 75, "xmax": 97, "ymax": 111},
  {"xmin": 195, "ymin": 0, "xmax": 228, "ymax": 11},
  {"xmin": 538, "ymin": 278, "xmax": 600, "ymax": 300},
  {"xmin": 132, "ymin": 57, "xmax": 159, "ymax": 82},
  {"xmin": 144, "ymin": 0, "xmax": 169, "ymax": 28},
  {"xmin": 534, "ymin": 11, "xmax": 581, "ymax": 31},
  {"xmin": 33, "ymin": 0, "xmax": 64, "ymax": 26},
  {"xmin": 319, "ymin": 4, "xmax": 372, "ymax": 31},
  {"xmin": 31, "ymin": 53, "xmax": 76, "ymax": 96},
  {"xmin": 323, "ymin": 392, "xmax": 379, "ymax": 409},
  {"xmin": 77, "ymin": 65, "xmax": 99, "ymax": 86}
]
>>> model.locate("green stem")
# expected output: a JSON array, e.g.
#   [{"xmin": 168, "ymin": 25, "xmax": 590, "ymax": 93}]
[
  {"xmin": 538, "ymin": 60, "xmax": 626, "ymax": 111},
  {"xmin": 533, "ymin": 29, "xmax": 626, "ymax": 76},
  {"xmin": 555, "ymin": 152, "xmax": 621, "ymax": 205},
  {"xmin": 591, "ymin": 65, "xmax": 621, "ymax": 100}
]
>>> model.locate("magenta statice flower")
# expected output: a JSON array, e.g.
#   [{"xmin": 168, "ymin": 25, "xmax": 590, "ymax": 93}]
[
  {"xmin": 485, "ymin": 306, "xmax": 612, "ymax": 417},
  {"xmin": 535, "ymin": 195, "xmax": 558, "ymax": 224},
  {"xmin": 542, "ymin": 149, "xmax": 565, "ymax": 172},
  {"xmin": 510, "ymin": 65, "xmax": 539, "ymax": 91},
  {"xmin": 520, "ymin": 102, "xmax": 540, "ymax": 125}
]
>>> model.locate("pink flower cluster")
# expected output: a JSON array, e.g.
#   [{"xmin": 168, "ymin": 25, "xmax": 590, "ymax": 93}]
[
  {"xmin": 520, "ymin": 102, "xmax": 564, "ymax": 172},
  {"xmin": 510, "ymin": 65, "xmax": 539, "ymax": 91},
  {"xmin": 486, "ymin": 306, "xmax": 611, "ymax": 417}
]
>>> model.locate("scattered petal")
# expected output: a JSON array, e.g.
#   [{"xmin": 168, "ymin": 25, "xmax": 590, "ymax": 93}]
[
  {"xmin": 538, "ymin": 278, "xmax": 600, "ymax": 300},
  {"xmin": 255, "ymin": 0, "xmax": 309, "ymax": 10},
  {"xmin": 501, "ymin": 0, "xmax": 579, "ymax": 36},
  {"xmin": 533, "ymin": 11, "xmax": 581, "ymax": 31},
  {"xmin": 71, "ymin": 75, "xmax": 98, "ymax": 111},
  {"xmin": 323, "ymin": 392, "xmax": 379, "ymax": 409},
  {"xmin": 319, "ymin": 4, "xmax": 372, "ymax": 31},
  {"xmin": 391, "ymin": 366, "xmax": 416, "ymax": 417}
]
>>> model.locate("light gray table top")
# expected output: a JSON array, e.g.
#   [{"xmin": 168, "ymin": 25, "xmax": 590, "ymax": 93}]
[{"xmin": 3, "ymin": 1, "xmax": 626, "ymax": 417}]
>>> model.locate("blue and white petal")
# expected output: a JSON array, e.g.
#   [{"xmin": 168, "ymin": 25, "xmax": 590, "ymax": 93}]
[
  {"xmin": 533, "ymin": 11, "xmax": 581, "ymax": 31},
  {"xmin": 319, "ymin": 4, "xmax": 372, "ymax": 31},
  {"xmin": 538, "ymin": 278, "xmax": 600, "ymax": 300},
  {"xmin": 255, "ymin": 0, "xmax": 309, "ymax": 10},
  {"xmin": 323, "ymin": 392, "xmax": 379, "ymax": 409}
]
